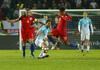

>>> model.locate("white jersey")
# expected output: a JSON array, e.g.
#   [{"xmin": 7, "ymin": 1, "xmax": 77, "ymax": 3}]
[
  {"xmin": 78, "ymin": 18, "xmax": 93, "ymax": 34},
  {"xmin": 37, "ymin": 25, "xmax": 50, "ymax": 40},
  {"xmin": 35, "ymin": 25, "xmax": 50, "ymax": 47}
]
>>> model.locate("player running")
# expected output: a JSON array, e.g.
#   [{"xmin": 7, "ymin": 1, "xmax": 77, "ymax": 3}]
[
  {"xmin": 6, "ymin": 8, "xmax": 45, "ymax": 58},
  {"xmin": 47, "ymin": 6, "xmax": 79, "ymax": 49},
  {"xmin": 78, "ymin": 11, "xmax": 94, "ymax": 53}
]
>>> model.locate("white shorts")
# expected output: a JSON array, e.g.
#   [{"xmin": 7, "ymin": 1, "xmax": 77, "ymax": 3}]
[
  {"xmin": 35, "ymin": 39, "xmax": 44, "ymax": 47},
  {"xmin": 81, "ymin": 33, "xmax": 90, "ymax": 41}
]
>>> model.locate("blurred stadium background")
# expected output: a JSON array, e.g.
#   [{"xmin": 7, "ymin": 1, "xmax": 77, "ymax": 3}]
[{"xmin": 0, "ymin": 0, "xmax": 100, "ymax": 50}]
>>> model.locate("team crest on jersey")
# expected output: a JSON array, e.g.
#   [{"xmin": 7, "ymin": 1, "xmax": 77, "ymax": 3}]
[
  {"xmin": 30, "ymin": 17, "xmax": 32, "ymax": 20},
  {"xmin": 87, "ymin": 20, "xmax": 88, "ymax": 22},
  {"xmin": 65, "ymin": 16, "xmax": 67, "ymax": 18},
  {"xmin": 42, "ymin": 28, "xmax": 44, "ymax": 30}
]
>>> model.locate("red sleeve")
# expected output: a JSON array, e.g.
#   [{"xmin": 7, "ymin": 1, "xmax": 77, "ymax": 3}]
[
  {"xmin": 59, "ymin": 15, "xmax": 72, "ymax": 21},
  {"xmin": 67, "ymin": 15, "xmax": 72, "ymax": 19},
  {"xmin": 31, "ymin": 22, "xmax": 35, "ymax": 25},
  {"xmin": 59, "ymin": 15, "xmax": 68, "ymax": 21}
]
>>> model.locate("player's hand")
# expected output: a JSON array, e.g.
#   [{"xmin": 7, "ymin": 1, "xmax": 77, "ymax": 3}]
[
  {"xmin": 91, "ymin": 33, "xmax": 94, "ymax": 35},
  {"xmin": 57, "ymin": 38, "xmax": 63, "ymax": 44},
  {"xmin": 79, "ymin": 31, "xmax": 81, "ymax": 34},
  {"xmin": 55, "ymin": 13, "xmax": 59, "ymax": 16},
  {"xmin": 5, "ymin": 17, "xmax": 9, "ymax": 21}
]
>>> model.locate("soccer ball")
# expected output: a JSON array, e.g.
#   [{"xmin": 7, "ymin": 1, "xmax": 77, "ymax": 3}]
[{"xmin": 43, "ymin": 47, "xmax": 49, "ymax": 53}]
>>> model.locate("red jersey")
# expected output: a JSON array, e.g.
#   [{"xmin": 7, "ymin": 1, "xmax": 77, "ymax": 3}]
[
  {"xmin": 19, "ymin": 15, "xmax": 35, "ymax": 32},
  {"xmin": 57, "ymin": 13, "xmax": 72, "ymax": 32}
]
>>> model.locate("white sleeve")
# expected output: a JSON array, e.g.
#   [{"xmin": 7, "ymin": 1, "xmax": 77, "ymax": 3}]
[
  {"xmin": 78, "ymin": 25, "xmax": 81, "ymax": 32},
  {"xmin": 90, "ymin": 24, "xmax": 94, "ymax": 33}
]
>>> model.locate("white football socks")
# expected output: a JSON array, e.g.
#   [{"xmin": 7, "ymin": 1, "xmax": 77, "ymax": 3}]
[
  {"xmin": 43, "ymin": 53, "xmax": 46, "ymax": 56},
  {"xmin": 87, "ymin": 46, "xmax": 90, "ymax": 51},
  {"xmin": 81, "ymin": 45, "xmax": 84, "ymax": 50},
  {"xmin": 38, "ymin": 51, "xmax": 43, "ymax": 57}
]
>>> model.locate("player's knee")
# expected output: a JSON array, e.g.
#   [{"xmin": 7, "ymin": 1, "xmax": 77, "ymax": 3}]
[
  {"xmin": 29, "ymin": 39, "xmax": 33, "ymax": 44},
  {"xmin": 65, "ymin": 42, "xmax": 69, "ymax": 46},
  {"xmin": 47, "ymin": 34, "xmax": 50, "ymax": 37},
  {"xmin": 47, "ymin": 33, "xmax": 52, "ymax": 37},
  {"xmin": 86, "ymin": 40, "xmax": 89, "ymax": 42},
  {"xmin": 29, "ymin": 41, "xmax": 33, "ymax": 44},
  {"xmin": 23, "ymin": 43, "xmax": 26, "ymax": 46},
  {"xmin": 87, "ymin": 41, "xmax": 90, "ymax": 45}
]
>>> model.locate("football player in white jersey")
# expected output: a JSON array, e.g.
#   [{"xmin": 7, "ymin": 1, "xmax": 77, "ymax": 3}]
[
  {"xmin": 34, "ymin": 20, "xmax": 51, "ymax": 59},
  {"xmin": 78, "ymin": 11, "xmax": 94, "ymax": 53}
]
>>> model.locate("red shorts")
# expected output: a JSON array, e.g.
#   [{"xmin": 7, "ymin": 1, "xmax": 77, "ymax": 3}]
[
  {"xmin": 21, "ymin": 29, "xmax": 35, "ymax": 42},
  {"xmin": 51, "ymin": 29, "xmax": 68, "ymax": 42}
]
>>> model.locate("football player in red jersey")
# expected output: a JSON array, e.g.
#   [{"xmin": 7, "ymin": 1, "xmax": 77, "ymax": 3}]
[
  {"xmin": 6, "ymin": 8, "xmax": 45, "ymax": 58},
  {"xmin": 47, "ymin": 6, "xmax": 80, "ymax": 49}
]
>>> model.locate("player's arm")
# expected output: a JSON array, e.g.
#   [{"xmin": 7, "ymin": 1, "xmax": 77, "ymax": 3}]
[
  {"xmin": 50, "ymin": 24, "xmax": 52, "ymax": 31},
  {"xmin": 31, "ymin": 24, "xmax": 36, "ymax": 28},
  {"xmin": 37, "ymin": 25, "xmax": 42, "ymax": 32},
  {"xmin": 90, "ymin": 24, "xmax": 93, "ymax": 35},
  {"xmin": 34, "ymin": 30, "xmax": 42, "ymax": 41},
  {"xmin": 34, "ymin": 18, "xmax": 45, "ymax": 25},
  {"xmin": 38, "ymin": 20, "xmax": 45, "ymax": 25},
  {"xmin": 78, "ymin": 25, "xmax": 81, "ymax": 33},
  {"xmin": 55, "ymin": 13, "xmax": 72, "ymax": 21},
  {"xmin": 89, "ymin": 19, "xmax": 94, "ymax": 35},
  {"xmin": 5, "ymin": 17, "xmax": 20, "ymax": 23},
  {"xmin": 52, "ymin": 36, "xmax": 63, "ymax": 44},
  {"xmin": 78, "ymin": 20, "xmax": 81, "ymax": 34}
]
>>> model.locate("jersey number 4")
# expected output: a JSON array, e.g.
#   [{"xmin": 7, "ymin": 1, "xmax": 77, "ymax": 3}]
[{"xmin": 27, "ymin": 20, "xmax": 29, "ymax": 23}]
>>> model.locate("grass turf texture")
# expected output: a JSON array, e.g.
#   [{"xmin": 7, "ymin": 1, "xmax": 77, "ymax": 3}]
[{"xmin": 0, "ymin": 50, "xmax": 100, "ymax": 70}]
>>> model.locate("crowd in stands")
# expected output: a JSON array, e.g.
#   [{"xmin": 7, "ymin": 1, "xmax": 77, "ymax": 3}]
[{"xmin": 0, "ymin": 0, "xmax": 100, "ymax": 20}]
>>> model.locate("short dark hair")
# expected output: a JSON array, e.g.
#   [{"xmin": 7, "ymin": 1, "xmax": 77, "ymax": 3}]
[
  {"xmin": 26, "ymin": 8, "xmax": 30, "ymax": 11},
  {"xmin": 46, "ymin": 20, "xmax": 51, "ymax": 23},
  {"xmin": 59, "ymin": 6, "xmax": 65, "ymax": 11}
]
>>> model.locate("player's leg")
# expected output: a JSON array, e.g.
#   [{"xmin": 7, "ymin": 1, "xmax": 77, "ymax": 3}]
[
  {"xmin": 48, "ymin": 36, "xmax": 57, "ymax": 50},
  {"xmin": 41, "ymin": 41, "xmax": 49, "ymax": 58},
  {"xmin": 60, "ymin": 33, "xmax": 78, "ymax": 48},
  {"xmin": 64, "ymin": 41, "xmax": 78, "ymax": 47},
  {"xmin": 37, "ymin": 37, "xmax": 49, "ymax": 59},
  {"xmin": 21, "ymin": 31, "xmax": 27, "ymax": 58},
  {"xmin": 47, "ymin": 32, "xmax": 54, "ymax": 37},
  {"xmin": 47, "ymin": 29, "xmax": 59, "ymax": 50},
  {"xmin": 86, "ymin": 33, "xmax": 90, "ymax": 53},
  {"xmin": 35, "ymin": 39, "xmax": 45, "ymax": 59},
  {"xmin": 80, "ymin": 34, "xmax": 85, "ymax": 53},
  {"xmin": 22, "ymin": 42, "xmax": 27, "ymax": 58},
  {"xmin": 86, "ymin": 39, "xmax": 90, "ymax": 53},
  {"xmin": 81, "ymin": 41, "xmax": 84, "ymax": 53},
  {"xmin": 47, "ymin": 29, "xmax": 58, "ymax": 37},
  {"xmin": 28, "ymin": 30, "xmax": 35, "ymax": 58},
  {"xmin": 56, "ymin": 36, "xmax": 60, "ymax": 50},
  {"xmin": 29, "ymin": 39, "xmax": 35, "ymax": 58}
]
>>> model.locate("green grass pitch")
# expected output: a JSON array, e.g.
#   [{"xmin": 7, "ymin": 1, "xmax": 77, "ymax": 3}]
[{"xmin": 0, "ymin": 50, "xmax": 100, "ymax": 70}]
